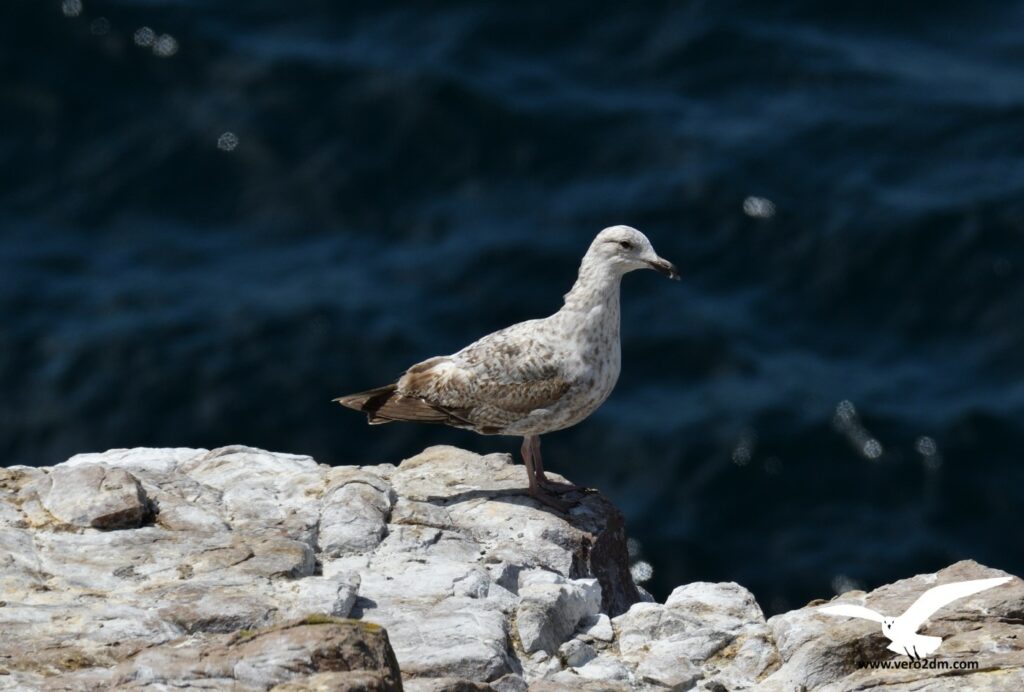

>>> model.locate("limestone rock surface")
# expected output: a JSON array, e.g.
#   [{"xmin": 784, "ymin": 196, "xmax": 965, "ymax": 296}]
[
  {"xmin": 0, "ymin": 445, "xmax": 639, "ymax": 690},
  {"xmin": 1, "ymin": 445, "xmax": 1022, "ymax": 691}
]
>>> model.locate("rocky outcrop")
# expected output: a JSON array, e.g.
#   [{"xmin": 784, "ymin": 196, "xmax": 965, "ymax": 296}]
[
  {"xmin": 0, "ymin": 445, "xmax": 1021, "ymax": 690},
  {"xmin": 760, "ymin": 560, "xmax": 1024, "ymax": 691},
  {"xmin": 0, "ymin": 445, "xmax": 637, "ymax": 690}
]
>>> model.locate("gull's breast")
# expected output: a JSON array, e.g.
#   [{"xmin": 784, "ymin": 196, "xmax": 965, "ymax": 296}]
[{"xmin": 509, "ymin": 312, "xmax": 621, "ymax": 435}]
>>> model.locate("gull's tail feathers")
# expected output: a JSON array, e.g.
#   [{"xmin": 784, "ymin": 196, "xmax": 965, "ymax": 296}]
[{"xmin": 334, "ymin": 384, "xmax": 472, "ymax": 427}]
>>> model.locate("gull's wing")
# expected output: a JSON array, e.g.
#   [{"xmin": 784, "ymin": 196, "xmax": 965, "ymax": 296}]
[
  {"xmin": 393, "ymin": 320, "xmax": 571, "ymax": 431},
  {"xmin": 899, "ymin": 577, "xmax": 1011, "ymax": 632},
  {"xmin": 818, "ymin": 604, "xmax": 885, "ymax": 623}
]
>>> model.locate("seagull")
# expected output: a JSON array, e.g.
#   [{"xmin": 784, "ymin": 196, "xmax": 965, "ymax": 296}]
[
  {"xmin": 819, "ymin": 576, "xmax": 1011, "ymax": 660},
  {"xmin": 335, "ymin": 225, "xmax": 679, "ymax": 511}
]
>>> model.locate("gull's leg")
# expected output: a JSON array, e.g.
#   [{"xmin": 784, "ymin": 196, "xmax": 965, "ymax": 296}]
[
  {"xmin": 531, "ymin": 434, "xmax": 547, "ymax": 487},
  {"xmin": 521, "ymin": 435, "xmax": 570, "ymax": 512},
  {"xmin": 521, "ymin": 436, "xmax": 538, "ymax": 494},
  {"xmin": 531, "ymin": 435, "xmax": 574, "ymax": 493}
]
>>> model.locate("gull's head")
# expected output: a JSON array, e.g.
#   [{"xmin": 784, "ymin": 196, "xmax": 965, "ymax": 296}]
[
  {"xmin": 589, "ymin": 225, "xmax": 679, "ymax": 280},
  {"xmin": 883, "ymin": 618, "xmax": 895, "ymax": 632}
]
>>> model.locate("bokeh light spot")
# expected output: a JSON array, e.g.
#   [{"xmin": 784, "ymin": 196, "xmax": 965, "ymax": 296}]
[
  {"xmin": 862, "ymin": 439, "xmax": 883, "ymax": 459},
  {"xmin": 915, "ymin": 436, "xmax": 937, "ymax": 456},
  {"xmin": 732, "ymin": 430, "xmax": 756, "ymax": 466},
  {"xmin": 153, "ymin": 34, "xmax": 179, "ymax": 57},
  {"xmin": 915, "ymin": 435, "xmax": 942, "ymax": 470},
  {"xmin": 217, "ymin": 132, "xmax": 239, "ymax": 152},
  {"xmin": 743, "ymin": 196, "xmax": 776, "ymax": 219},
  {"xmin": 626, "ymin": 537, "xmax": 641, "ymax": 559},
  {"xmin": 134, "ymin": 27, "xmax": 156, "ymax": 47},
  {"xmin": 631, "ymin": 561, "xmax": 653, "ymax": 583},
  {"xmin": 61, "ymin": 0, "xmax": 82, "ymax": 18}
]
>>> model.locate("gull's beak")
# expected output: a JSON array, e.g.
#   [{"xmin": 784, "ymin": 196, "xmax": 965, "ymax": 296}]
[{"xmin": 646, "ymin": 257, "xmax": 680, "ymax": 280}]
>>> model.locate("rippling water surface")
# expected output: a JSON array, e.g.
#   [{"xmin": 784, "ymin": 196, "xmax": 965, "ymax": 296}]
[{"xmin": 4, "ymin": 0, "xmax": 1024, "ymax": 613}]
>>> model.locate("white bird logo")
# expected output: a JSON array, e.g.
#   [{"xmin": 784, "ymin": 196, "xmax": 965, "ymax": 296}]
[{"xmin": 819, "ymin": 576, "xmax": 1011, "ymax": 660}]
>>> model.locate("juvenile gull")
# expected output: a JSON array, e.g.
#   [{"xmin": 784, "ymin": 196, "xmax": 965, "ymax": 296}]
[{"xmin": 336, "ymin": 226, "xmax": 678, "ymax": 510}]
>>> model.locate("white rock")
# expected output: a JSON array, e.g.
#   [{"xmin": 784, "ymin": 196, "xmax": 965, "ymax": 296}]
[
  {"xmin": 577, "ymin": 613, "xmax": 614, "ymax": 642},
  {"xmin": 612, "ymin": 581, "xmax": 773, "ymax": 690},
  {"xmin": 391, "ymin": 496, "xmax": 454, "ymax": 529},
  {"xmin": 63, "ymin": 447, "xmax": 205, "ymax": 473},
  {"xmin": 633, "ymin": 640, "xmax": 702, "ymax": 688},
  {"xmin": 276, "ymin": 573, "xmax": 361, "ymax": 620},
  {"xmin": 377, "ymin": 597, "xmax": 512, "ymax": 681},
  {"xmin": 517, "ymin": 570, "xmax": 602, "ymax": 654},
  {"xmin": 0, "ymin": 499, "xmax": 22, "ymax": 527},
  {"xmin": 33, "ymin": 464, "xmax": 151, "ymax": 529},
  {"xmin": 179, "ymin": 445, "xmax": 322, "ymax": 542},
  {"xmin": 319, "ymin": 472, "xmax": 393, "ymax": 556},
  {"xmin": 575, "ymin": 654, "xmax": 632, "ymax": 681},
  {"xmin": 359, "ymin": 558, "xmax": 489, "ymax": 603},
  {"xmin": 559, "ymin": 638, "xmax": 596, "ymax": 667}
]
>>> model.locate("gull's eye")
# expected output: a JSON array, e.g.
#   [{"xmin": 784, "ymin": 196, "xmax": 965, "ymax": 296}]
[{"xmin": 619, "ymin": 240, "xmax": 633, "ymax": 250}]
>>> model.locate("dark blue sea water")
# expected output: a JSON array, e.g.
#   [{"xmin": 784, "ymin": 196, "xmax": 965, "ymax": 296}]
[{"xmin": 4, "ymin": 0, "xmax": 1024, "ymax": 614}]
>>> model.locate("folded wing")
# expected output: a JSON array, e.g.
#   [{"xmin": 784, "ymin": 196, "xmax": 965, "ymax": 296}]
[{"xmin": 337, "ymin": 322, "xmax": 572, "ymax": 433}]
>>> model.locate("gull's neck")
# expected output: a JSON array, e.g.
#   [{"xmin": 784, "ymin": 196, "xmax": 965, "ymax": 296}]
[
  {"xmin": 557, "ymin": 253, "xmax": 623, "ymax": 376},
  {"xmin": 561, "ymin": 256, "xmax": 623, "ymax": 316}
]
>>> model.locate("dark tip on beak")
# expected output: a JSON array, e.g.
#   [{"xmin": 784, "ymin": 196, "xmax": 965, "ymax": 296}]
[{"xmin": 647, "ymin": 258, "xmax": 680, "ymax": 280}]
